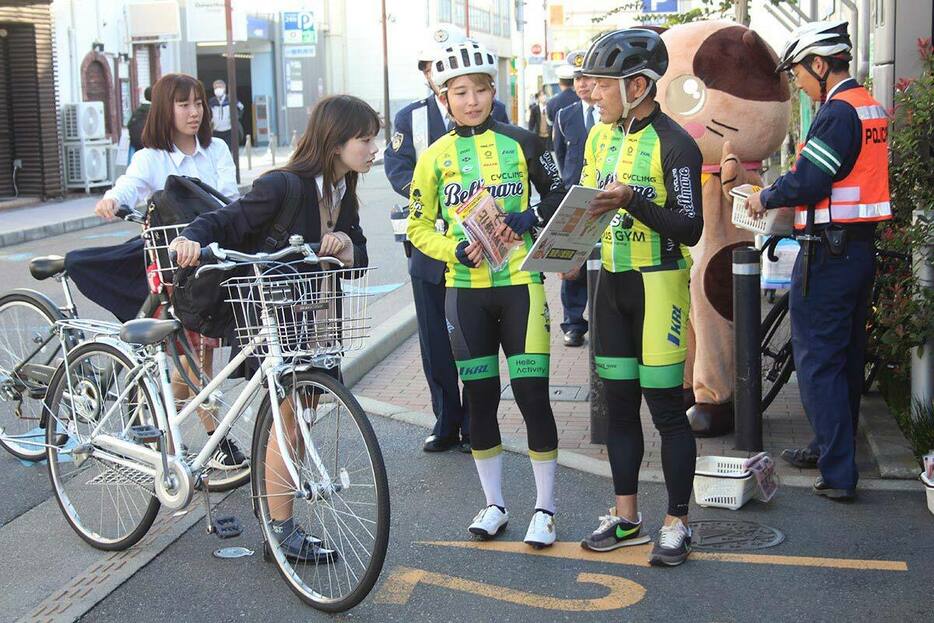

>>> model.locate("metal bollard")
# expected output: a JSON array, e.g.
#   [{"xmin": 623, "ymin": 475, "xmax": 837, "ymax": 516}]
[
  {"xmin": 733, "ymin": 246, "xmax": 763, "ymax": 451},
  {"xmin": 912, "ymin": 209, "xmax": 934, "ymax": 408},
  {"xmin": 269, "ymin": 133, "xmax": 276, "ymax": 166},
  {"xmin": 587, "ymin": 244, "xmax": 609, "ymax": 444},
  {"xmin": 245, "ymin": 135, "xmax": 252, "ymax": 171}
]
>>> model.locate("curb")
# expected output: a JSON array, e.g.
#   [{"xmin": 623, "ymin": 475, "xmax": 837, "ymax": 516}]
[
  {"xmin": 860, "ymin": 393, "xmax": 921, "ymax": 479},
  {"xmin": 343, "ymin": 302, "xmax": 417, "ymax": 388},
  {"xmin": 356, "ymin": 395, "xmax": 922, "ymax": 493}
]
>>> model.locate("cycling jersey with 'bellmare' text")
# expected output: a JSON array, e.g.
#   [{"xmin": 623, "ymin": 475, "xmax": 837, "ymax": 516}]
[
  {"xmin": 407, "ymin": 117, "xmax": 566, "ymax": 288},
  {"xmin": 581, "ymin": 105, "xmax": 704, "ymax": 272}
]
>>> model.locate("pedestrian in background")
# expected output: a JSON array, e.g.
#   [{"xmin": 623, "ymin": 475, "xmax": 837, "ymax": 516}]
[
  {"xmin": 407, "ymin": 41, "xmax": 567, "ymax": 548},
  {"xmin": 546, "ymin": 63, "xmax": 580, "ymax": 128},
  {"xmin": 209, "ymin": 79, "xmax": 244, "ymax": 151},
  {"xmin": 745, "ymin": 22, "xmax": 891, "ymax": 501},
  {"xmin": 552, "ymin": 50, "xmax": 599, "ymax": 348},
  {"xmin": 127, "ymin": 86, "xmax": 151, "ymax": 161},
  {"xmin": 527, "ymin": 92, "xmax": 551, "ymax": 150},
  {"xmin": 89, "ymin": 72, "xmax": 243, "ymax": 470},
  {"xmin": 383, "ymin": 23, "xmax": 510, "ymax": 454}
]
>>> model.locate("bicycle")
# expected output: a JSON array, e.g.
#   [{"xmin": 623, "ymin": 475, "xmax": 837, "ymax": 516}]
[
  {"xmin": 759, "ymin": 239, "xmax": 909, "ymax": 412},
  {"xmin": 0, "ymin": 208, "xmax": 251, "ymax": 493},
  {"xmin": 42, "ymin": 237, "xmax": 389, "ymax": 612}
]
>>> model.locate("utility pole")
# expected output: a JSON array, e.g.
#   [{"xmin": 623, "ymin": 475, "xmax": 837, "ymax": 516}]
[
  {"xmin": 224, "ymin": 0, "xmax": 240, "ymax": 183},
  {"xmin": 465, "ymin": 0, "xmax": 471, "ymax": 36},
  {"xmin": 543, "ymin": 0, "xmax": 548, "ymax": 57},
  {"xmin": 735, "ymin": 0, "xmax": 750, "ymax": 26},
  {"xmin": 381, "ymin": 0, "xmax": 392, "ymax": 144}
]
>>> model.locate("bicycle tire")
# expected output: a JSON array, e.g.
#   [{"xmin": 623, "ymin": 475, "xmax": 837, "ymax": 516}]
[
  {"xmin": 251, "ymin": 369, "xmax": 389, "ymax": 613},
  {"xmin": 45, "ymin": 340, "xmax": 161, "ymax": 550},
  {"xmin": 761, "ymin": 292, "xmax": 794, "ymax": 412},
  {"xmin": 0, "ymin": 291, "xmax": 65, "ymax": 461}
]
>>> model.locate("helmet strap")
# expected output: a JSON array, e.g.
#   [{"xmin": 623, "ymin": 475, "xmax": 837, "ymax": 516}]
[
  {"xmin": 617, "ymin": 77, "xmax": 652, "ymax": 131},
  {"xmin": 802, "ymin": 61, "xmax": 833, "ymax": 104}
]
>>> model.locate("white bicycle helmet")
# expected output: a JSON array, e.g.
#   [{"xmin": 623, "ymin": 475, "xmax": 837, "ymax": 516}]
[
  {"xmin": 776, "ymin": 20, "xmax": 852, "ymax": 73},
  {"xmin": 417, "ymin": 24, "xmax": 468, "ymax": 63},
  {"xmin": 433, "ymin": 41, "xmax": 498, "ymax": 90}
]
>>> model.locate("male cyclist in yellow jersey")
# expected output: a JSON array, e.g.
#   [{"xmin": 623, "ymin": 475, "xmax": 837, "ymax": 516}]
[
  {"xmin": 407, "ymin": 41, "xmax": 567, "ymax": 548},
  {"xmin": 577, "ymin": 29, "xmax": 703, "ymax": 567}
]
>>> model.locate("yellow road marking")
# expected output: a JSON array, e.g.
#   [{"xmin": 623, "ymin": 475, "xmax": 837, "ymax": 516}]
[
  {"xmin": 374, "ymin": 566, "xmax": 646, "ymax": 611},
  {"xmin": 418, "ymin": 541, "xmax": 908, "ymax": 572}
]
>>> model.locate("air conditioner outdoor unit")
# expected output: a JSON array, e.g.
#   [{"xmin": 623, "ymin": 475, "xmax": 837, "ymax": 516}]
[
  {"xmin": 64, "ymin": 142, "xmax": 111, "ymax": 185},
  {"xmin": 62, "ymin": 102, "xmax": 106, "ymax": 141}
]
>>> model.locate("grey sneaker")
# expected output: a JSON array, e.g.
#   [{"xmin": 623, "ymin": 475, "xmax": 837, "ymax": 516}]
[
  {"xmin": 581, "ymin": 510, "xmax": 651, "ymax": 552},
  {"xmin": 649, "ymin": 519, "xmax": 692, "ymax": 567},
  {"xmin": 269, "ymin": 519, "xmax": 337, "ymax": 564}
]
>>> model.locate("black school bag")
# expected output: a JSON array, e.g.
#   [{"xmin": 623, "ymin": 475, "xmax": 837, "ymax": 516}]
[{"xmin": 171, "ymin": 171, "xmax": 305, "ymax": 338}]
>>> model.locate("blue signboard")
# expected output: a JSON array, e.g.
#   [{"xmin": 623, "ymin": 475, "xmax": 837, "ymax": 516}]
[
  {"xmin": 282, "ymin": 11, "xmax": 317, "ymax": 45},
  {"xmin": 643, "ymin": 0, "xmax": 679, "ymax": 11}
]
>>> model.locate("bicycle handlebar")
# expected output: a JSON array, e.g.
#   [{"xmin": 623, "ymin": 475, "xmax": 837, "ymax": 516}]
[
  {"xmin": 116, "ymin": 204, "xmax": 146, "ymax": 224},
  {"xmin": 165, "ymin": 238, "xmax": 336, "ymax": 278}
]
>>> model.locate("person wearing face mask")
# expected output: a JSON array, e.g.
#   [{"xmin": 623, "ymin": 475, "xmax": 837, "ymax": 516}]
[
  {"xmin": 576, "ymin": 29, "xmax": 703, "ymax": 567},
  {"xmin": 407, "ymin": 41, "xmax": 567, "ymax": 548},
  {"xmin": 209, "ymin": 79, "xmax": 244, "ymax": 151},
  {"xmin": 383, "ymin": 24, "xmax": 510, "ymax": 454},
  {"xmin": 553, "ymin": 51, "xmax": 599, "ymax": 348}
]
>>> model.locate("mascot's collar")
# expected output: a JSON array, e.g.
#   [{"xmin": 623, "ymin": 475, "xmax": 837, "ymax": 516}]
[{"xmin": 702, "ymin": 162, "xmax": 761, "ymax": 174}]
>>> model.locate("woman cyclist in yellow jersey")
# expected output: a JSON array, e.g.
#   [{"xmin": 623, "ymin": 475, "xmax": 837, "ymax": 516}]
[{"xmin": 407, "ymin": 41, "xmax": 567, "ymax": 547}]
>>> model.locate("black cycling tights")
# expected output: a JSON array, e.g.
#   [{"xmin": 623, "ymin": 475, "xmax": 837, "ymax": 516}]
[
  {"xmin": 604, "ymin": 379, "xmax": 696, "ymax": 517},
  {"xmin": 465, "ymin": 376, "xmax": 557, "ymax": 454}
]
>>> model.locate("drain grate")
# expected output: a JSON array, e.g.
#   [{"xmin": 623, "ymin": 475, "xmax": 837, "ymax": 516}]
[
  {"xmin": 688, "ymin": 520, "xmax": 785, "ymax": 551},
  {"xmin": 501, "ymin": 384, "xmax": 589, "ymax": 402}
]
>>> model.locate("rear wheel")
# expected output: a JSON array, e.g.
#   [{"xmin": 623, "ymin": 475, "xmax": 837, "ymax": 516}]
[
  {"xmin": 0, "ymin": 292, "xmax": 64, "ymax": 461},
  {"xmin": 45, "ymin": 341, "xmax": 161, "ymax": 550},
  {"xmin": 761, "ymin": 292, "xmax": 794, "ymax": 413},
  {"xmin": 252, "ymin": 370, "xmax": 389, "ymax": 612}
]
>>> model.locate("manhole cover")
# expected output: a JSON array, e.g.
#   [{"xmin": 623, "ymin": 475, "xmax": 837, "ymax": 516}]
[
  {"xmin": 501, "ymin": 384, "xmax": 589, "ymax": 402},
  {"xmin": 688, "ymin": 520, "xmax": 785, "ymax": 551}
]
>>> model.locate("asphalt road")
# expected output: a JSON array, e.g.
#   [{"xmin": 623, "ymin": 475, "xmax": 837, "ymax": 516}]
[{"xmin": 76, "ymin": 415, "xmax": 932, "ymax": 623}]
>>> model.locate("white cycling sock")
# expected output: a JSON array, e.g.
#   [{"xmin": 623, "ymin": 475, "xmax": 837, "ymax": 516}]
[
  {"xmin": 473, "ymin": 447, "xmax": 505, "ymax": 509},
  {"xmin": 530, "ymin": 452, "xmax": 557, "ymax": 514}
]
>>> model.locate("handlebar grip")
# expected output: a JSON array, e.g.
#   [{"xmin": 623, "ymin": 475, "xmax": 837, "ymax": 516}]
[
  {"xmin": 309, "ymin": 242, "xmax": 321, "ymax": 254},
  {"xmin": 114, "ymin": 205, "xmax": 131, "ymax": 219},
  {"xmin": 168, "ymin": 246, "xmax": 217, "ymax": 265}
]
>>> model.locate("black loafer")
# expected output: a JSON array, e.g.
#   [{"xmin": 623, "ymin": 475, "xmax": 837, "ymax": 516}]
[
  {"xmin": 813, "ymin": 476, "xmax": 855, "ymax": 501},
  {"xmin": 563, "ymin": 331, "xmax": 584, "ymax": 347},
  {"xmin": 781, "ymin": 447, "xmax": 819, "ymax": 469},
  {"xmin": 423, "ymin": 434, "xmax": 459, "ymax": 452}
]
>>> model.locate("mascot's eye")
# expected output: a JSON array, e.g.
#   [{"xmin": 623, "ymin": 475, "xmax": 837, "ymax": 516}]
[{"xmin": 665, "ymin": 74, "xmax": 707, "ymax": 116}]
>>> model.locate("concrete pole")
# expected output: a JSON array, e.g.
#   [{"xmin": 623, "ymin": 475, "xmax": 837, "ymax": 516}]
[
  {"xmin": 735, "ymin": 0, "xmax": 750, "ymax": 26},
  {"xmin": 381, "ymin": 0, "xmax": 392, "ymax": 144},
  {"xmin": 912, "ymin": 210, "xmax": 934, "ymax": 410},
  {"xmin": 225, "ymin": 0, "xmax": 240, "ymax": 184}
]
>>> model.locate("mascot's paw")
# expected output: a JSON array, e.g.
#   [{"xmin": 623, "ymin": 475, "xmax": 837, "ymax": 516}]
[
  {"xmin": 719, "ymin": 141, "xmax": 748, "ymax": 197},
  {"xmin": 687, "ymin": 402, "xmax": 735, "ymax": 437}
]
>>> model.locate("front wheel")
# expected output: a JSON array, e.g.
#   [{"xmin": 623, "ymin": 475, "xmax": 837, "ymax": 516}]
[
  {"xmin": 252, "ymin": 370, "xmax": 390, "ymax": 613},
  {"xmin": 761, "ymin": 292, "xmax": 794, "ymax": 413}
]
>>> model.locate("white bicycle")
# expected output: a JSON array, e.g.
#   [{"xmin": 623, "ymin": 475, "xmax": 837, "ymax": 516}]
[{"xmin": 42, "ymin": 237, "xmax": 389, "ymax": 612}]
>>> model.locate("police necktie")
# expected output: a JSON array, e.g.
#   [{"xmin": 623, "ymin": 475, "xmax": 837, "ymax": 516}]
[{"xmin": 585, "ymin": 105, "xmax": 595, "ymax": 131}]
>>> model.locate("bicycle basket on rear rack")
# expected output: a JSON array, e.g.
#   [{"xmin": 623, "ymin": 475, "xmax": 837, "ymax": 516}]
[{"xmin": 222, "ymin": 261, "xmax": 374, "ymax": 360}]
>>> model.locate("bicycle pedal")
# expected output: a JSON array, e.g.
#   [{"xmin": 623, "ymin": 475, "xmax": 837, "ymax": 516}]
[
  {"xmin": 128, "ymin": 425, "xmax": 163, "ymax": 445},
  {"xmin": 211, "ymin": 515, "xmax": 242, "ymax": 539}
]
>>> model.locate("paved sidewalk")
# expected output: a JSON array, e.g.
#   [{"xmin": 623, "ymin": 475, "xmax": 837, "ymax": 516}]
[{"xmin": 353, "ymin": 278, "xmax": 882, "ymax": 481}]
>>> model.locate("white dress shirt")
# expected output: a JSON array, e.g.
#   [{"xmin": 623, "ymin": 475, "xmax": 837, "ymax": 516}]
[{"xmin": 104, "ymin": 139, "xmax": 239, "ymax": 208}]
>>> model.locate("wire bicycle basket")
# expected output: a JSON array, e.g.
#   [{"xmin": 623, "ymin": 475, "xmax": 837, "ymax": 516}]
[
  {"xmin": 142, "ymin": 223, "xmax": 189, "ymax": 284},
  {"xmin": 223, "ymin": 262, "xmax": 373, "ymax": 360}
]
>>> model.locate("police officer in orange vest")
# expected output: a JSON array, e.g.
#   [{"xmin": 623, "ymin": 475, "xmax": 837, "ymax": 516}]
[{"xmin": 746, "ymin": 21, "xmax": 892, "ymax": 500}]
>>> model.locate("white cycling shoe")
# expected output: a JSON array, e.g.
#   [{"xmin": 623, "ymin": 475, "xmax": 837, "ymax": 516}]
[
  {"xmin": 468, "ymin": 505, "xmax": 509, "ymax": 540},
  {"xmin": 523, "ymin": 510, "xmax": 556, "ymax": 549}
]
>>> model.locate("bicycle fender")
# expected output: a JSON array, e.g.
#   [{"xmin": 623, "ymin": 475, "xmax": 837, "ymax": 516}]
[{"xmin": 4, "ymin": 288, "xmax": 65, "ymax": 320}]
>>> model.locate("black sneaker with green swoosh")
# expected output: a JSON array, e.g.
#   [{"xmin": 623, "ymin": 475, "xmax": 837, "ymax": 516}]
[{"xmin": 580, "ymin": 510, "xmax": 652, "ymax": 552}]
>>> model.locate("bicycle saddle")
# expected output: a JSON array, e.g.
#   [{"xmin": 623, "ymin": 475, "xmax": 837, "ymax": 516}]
[
  {"xmin": 29, "ymin": 255, "xmax": 66, "ymax": 280},
  {"xmin": 119, "ymin": 318, "xmax": 181, "ymax": 345}
]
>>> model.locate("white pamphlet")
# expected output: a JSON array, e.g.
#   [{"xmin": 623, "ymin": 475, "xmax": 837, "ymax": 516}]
[{"xmin": 520, "ymin": 185, "xmax": 610, "ymax": 273}]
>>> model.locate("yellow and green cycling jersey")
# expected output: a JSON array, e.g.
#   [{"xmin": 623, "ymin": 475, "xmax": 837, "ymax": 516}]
[
  {"xmin": 407, "ymin": 117, "xmax": 566, "ymax": 288},
  {"xmin": 581, "ymin": 106, "xmax": 704, "ymax": 273}
]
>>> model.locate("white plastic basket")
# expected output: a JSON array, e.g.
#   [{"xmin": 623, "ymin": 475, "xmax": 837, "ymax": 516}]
[
  {"xmin": 730, "ymin": 185, "xmax": 795, "ymax": 236},
  {"xmin": 922, "ymin": 472, "xmax": 934, "ymax": 516},
  {"xmin": 693, "ymin": 456, "xmax": 758, "ymax": 511}
]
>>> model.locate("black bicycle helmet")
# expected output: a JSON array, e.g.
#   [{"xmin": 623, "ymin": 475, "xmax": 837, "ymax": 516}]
[{"xmin": 581, "ymin": 29, "xmax": 668, "ymax": 81}]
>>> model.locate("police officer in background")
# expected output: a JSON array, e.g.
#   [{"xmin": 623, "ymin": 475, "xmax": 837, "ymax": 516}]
[
  {"xmin": 745, "ymin": 22, "xmax": 892, "ymax": 501},
  {"xmin": 546, "ymin": 61, "xmax": 580, "ymax": 128},
  {"xmin": 384, "ymin": 24, "xmax": 510, "ymax": 453},
  {"xmin": 553, "ymin": 51, "xmax": 599, "ymax": 347}
]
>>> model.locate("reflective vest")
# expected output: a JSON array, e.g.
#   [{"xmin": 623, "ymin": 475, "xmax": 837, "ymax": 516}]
[{"xmin": 794, "ymin": 86, "xmax": 892, "ymax": 230}]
